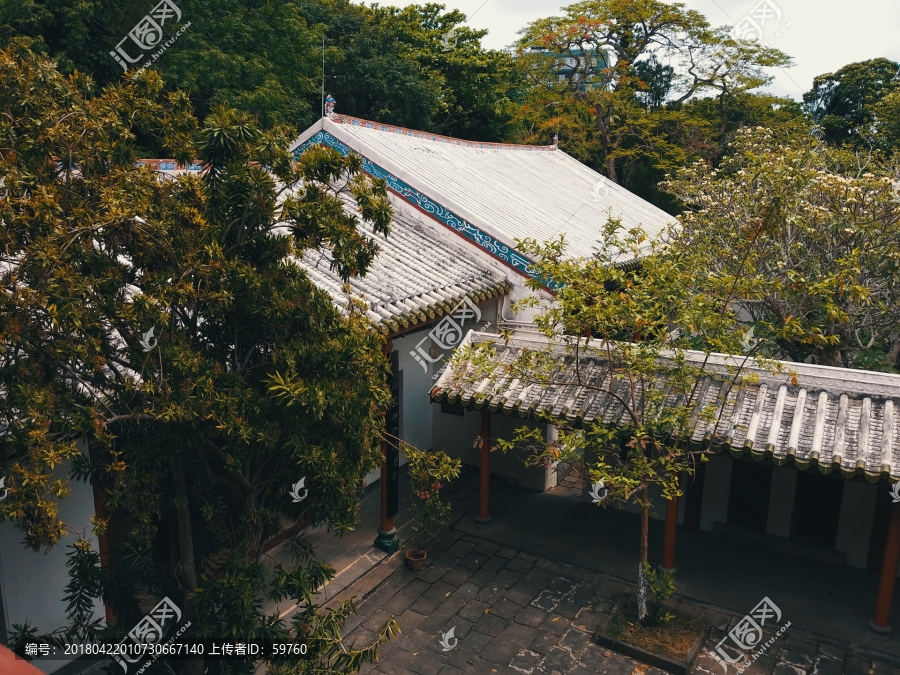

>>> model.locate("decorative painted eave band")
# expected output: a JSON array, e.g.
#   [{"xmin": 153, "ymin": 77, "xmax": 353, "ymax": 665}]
[
  {"xmin": 136, "ymin": 159, "xmax": 204, "ymax": 171},
  {"xmin": 293, "ymin": 131, "xmax": 542, "ymax": 282}
]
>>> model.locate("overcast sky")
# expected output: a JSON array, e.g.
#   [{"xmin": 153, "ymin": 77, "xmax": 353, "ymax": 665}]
[{"xmin": 393, "ymin": 0, "xmax": 900, "ymax": 100}]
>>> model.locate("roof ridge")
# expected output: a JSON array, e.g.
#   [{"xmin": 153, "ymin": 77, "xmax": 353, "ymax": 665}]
[{"xmin": 332, "ymin": 115, "xmax": 558, "ymax": 152}]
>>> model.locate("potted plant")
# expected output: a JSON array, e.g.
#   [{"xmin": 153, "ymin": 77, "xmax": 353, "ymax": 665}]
[{"xmin": 403, "ymin": 443, "xmax": 461, "ymax": 570}]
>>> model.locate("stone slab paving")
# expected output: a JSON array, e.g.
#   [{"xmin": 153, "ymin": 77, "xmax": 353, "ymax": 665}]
[{"xmin": 344, "ymin": 531, "xmax": 900, "ymax": 675}]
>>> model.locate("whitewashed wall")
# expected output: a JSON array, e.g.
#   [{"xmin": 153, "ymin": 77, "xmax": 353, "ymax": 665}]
[{"xmin": 0, "ymin": 439, "xmax": 104, "ymax": 673}]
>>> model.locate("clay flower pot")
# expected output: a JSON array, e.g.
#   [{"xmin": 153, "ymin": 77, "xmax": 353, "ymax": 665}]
[{"xmin": 405, "ymin": 549, "xmax": 427, "ymax": 570}]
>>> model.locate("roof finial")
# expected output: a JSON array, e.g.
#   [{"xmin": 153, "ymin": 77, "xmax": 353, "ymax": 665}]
[
  {"xmin": 552, "ymin": 133, "xmax": 559, "ymax": 149},
  {"xmin": 325, "ymin": 94, "xmax": 336, "ymax": 119}
]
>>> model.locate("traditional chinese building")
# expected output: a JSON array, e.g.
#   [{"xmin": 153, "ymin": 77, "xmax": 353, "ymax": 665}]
[{"xmin": 288, "ymin": 110, "xmax": 900, "ymax": 637}]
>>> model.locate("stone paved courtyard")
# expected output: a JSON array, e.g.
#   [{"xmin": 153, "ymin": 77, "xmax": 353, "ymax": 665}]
[{"xmin": 338, "ymin": 529, "xmax": 900, "ymax": 675}]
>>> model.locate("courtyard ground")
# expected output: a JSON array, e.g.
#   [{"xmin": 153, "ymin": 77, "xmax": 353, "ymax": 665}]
[
  {"xmin": 311, "ymin": 467, "xmax": 900, "ymax": 675},
  {"xmin": 331, "ymin": 527, "xmax": 900, "ymax": 675}
]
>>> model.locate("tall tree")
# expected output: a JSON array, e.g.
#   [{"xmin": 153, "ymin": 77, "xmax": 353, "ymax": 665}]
[
  {"xmin": 0, "ymin": 44, "xmax": 398, "ymax": 672},
  {"xmin": 448, "ymin": 215, "xmax": 779, "ymax": 624},
  {"xmin": 0, "ymin": 0, "xmax": 324, "ymax": 131},
  {"xmin": 511, "ymin": 0, "xmax": 791, "ymax": 185},
  {"xmin": 804, "ymin": 58, "xmax": 900, "ymax": 149},
  {"xmin": 301, "ymin": 0, "xmax": 523, "ymax": 140}
]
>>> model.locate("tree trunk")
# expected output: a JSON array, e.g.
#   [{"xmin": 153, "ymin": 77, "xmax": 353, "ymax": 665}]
[
  {"xmin": 821, "ymin": 349, "xmax": 843, "ymax": 368},
  {"xmin": 637, "ymin": 490, "xmax": 650, "ymax": 625},
  {"xmin": 170, "ymin": 452, "xmax": 204, "ymax": 675},
  {"xmin": 606, "ymin": 155, "xmax": 618, "ymax": 184}
]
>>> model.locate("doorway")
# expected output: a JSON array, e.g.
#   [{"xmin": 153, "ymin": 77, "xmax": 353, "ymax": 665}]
[
  {"xmin": 791, "ymin": 470, "xmax": 843, "ymax": 548},
  {"xmin": 728, "ymin": 459, "xmax": 773, "ymax": 531}
]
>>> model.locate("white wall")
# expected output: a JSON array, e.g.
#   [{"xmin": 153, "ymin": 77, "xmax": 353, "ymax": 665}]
[
  {"xmin": 700, "ymin": 453, "xmax": 733, "ymax": 531},
  {"xmin": 363, "ymin": 299, "xmax": 501, "ymax": 486},
  {"xmin": 432, "ymin": 400, "xmax": 552, "ymax": 491},
  {"xmin": 0, "ymin": 439, "xmax": 104, "ymax": 673}
]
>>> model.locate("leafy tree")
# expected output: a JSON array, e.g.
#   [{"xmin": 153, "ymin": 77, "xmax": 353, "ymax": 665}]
[
  {"xmin": 0, "ymin": 43, "xmax": 399, "ymax": 673},
  {"xmin": 804, "ymin": 58, "xmax": 900, "ymax": 149},
  {"xmin": 510, "ymin": 0, "xmax": 791, "ymax": 185},
  {"xmin": 874, "ymin": 89, "xmax": 900, "ymax": 151},
  {"xmin": 302, "ymin": 0, "xmax": 523, "ymax": 140},
  {"xmin": 402, "ymin": 443, "xmax": 460, "ymax": 555},
  {"xmin": 446, "ymin": 210, "xmax": 783, "ymax": 624},
  {"xmin": 663, "ymin": 126, "xmax": 900, "ymax": 370},
  {"xmin": 0, "ymin": 0, "xmax": 324, "ymax": 131}
]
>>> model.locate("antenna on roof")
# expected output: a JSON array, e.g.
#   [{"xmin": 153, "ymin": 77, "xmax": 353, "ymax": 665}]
[{"xmin": 321, "ymin": 34, "xmax": 325, "ymax": 119}]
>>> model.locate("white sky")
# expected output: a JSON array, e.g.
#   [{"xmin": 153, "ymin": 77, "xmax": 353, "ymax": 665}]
[{"xmin": 386, "ymin": 0, "xmax": 900, "ymax": 100}]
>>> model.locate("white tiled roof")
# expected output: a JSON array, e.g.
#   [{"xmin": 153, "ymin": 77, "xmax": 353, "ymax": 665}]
[
  {"xmin": 432, "ymin": 333, "xmax": 900, "ymax": 482},
  {"xmin": 294, "ymin": 199, "xmax": 510, "ymax": 333},
  {"xmin": 288, "ymin": 116, "xmax": 676, "ymax": 270}
]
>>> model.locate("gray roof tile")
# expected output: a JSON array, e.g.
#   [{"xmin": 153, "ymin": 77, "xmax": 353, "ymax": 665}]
[{"xmin": 432, "ymin": 333, "xmax": 900, "ymax": 482}]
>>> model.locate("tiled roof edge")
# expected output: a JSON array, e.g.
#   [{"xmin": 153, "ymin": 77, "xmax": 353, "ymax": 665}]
[{"xmin": 332, "ymin": 115, "xmax": 557, "ymax": 152}]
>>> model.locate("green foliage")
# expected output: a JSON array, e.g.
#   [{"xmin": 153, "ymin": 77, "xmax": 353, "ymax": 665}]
[
  {"xmin": 662, "ymin": 125, "xmax": 900, "ymax": 370},
  {"xmin": 305, "ymin": 0, "xmax": 523, "ymax": 140},
  {"xmin": 0, "ymin": 44, "xmax": 396, "ymax": 672},
  {"xmin": 447, "ymin": 197, "xmax": 789, "ymax": 622},
  {"xmin": 403, "ymin": 443, "xmax": 461, "ymax": 552},
  {"xmin": 0, "ymin": 0, "xmax": 322, "ymax": 131},
  {"xmin": 0, "ymin": 0, "xmax": 524, "ymax": 139},
  {"xmin": 641, "ymin": 561, "xmax": 675, "ymax": 626},
  {"xmin": 509, "ymin": 0, "xmax": 792, "ymax": 209},
  {"xmin": 804, "ymin": 58, "xmax": 900, "ymax": 149}
]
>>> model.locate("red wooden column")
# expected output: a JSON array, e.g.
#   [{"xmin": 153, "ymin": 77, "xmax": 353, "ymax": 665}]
[
  {"xmin": 374, "ymin": 340, "xmax": 400, "ymax": 553},
  {"xmin": 477, "ymin": 408, "xmax": 491, "ymax": 524},
  {"xmin": 871, "ymin": 500, "xmax": 900, "ymax": 634},
  {"xmin": 661, "ymin": 494, "xmax": 679, "ymax": 573}
]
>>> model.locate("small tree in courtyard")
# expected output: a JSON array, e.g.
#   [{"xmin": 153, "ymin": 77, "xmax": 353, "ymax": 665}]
[
  {"xmin": 449, "ymin": 213, "xmax": 783, "ymax": 625},
  {"xmin": 403, "ymin": 443, "xmax": 461, "ymax": 565}
]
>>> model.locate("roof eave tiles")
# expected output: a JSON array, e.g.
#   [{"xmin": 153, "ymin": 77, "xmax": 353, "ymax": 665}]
[{"xmin": 432, "ymin": 333, "xmax": 900, "ymax": 483}]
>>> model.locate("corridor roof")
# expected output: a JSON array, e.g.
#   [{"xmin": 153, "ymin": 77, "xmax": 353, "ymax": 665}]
[{"xmin": 432, "ymin": 333, "xmax": 900, "ymax": 482}]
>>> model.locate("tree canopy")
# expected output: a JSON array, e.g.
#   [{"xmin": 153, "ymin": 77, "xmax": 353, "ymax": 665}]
[
  {"xmin": 664, "ymin": 126, "xmax": 900, "ymax": 371},
  {"xmin": 804, "ymin": 57, "xmax": 900, "ymax": 149},
  {"xmin": 0, "ymin": 43, "xmax": 398, "ymax": 672}
]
